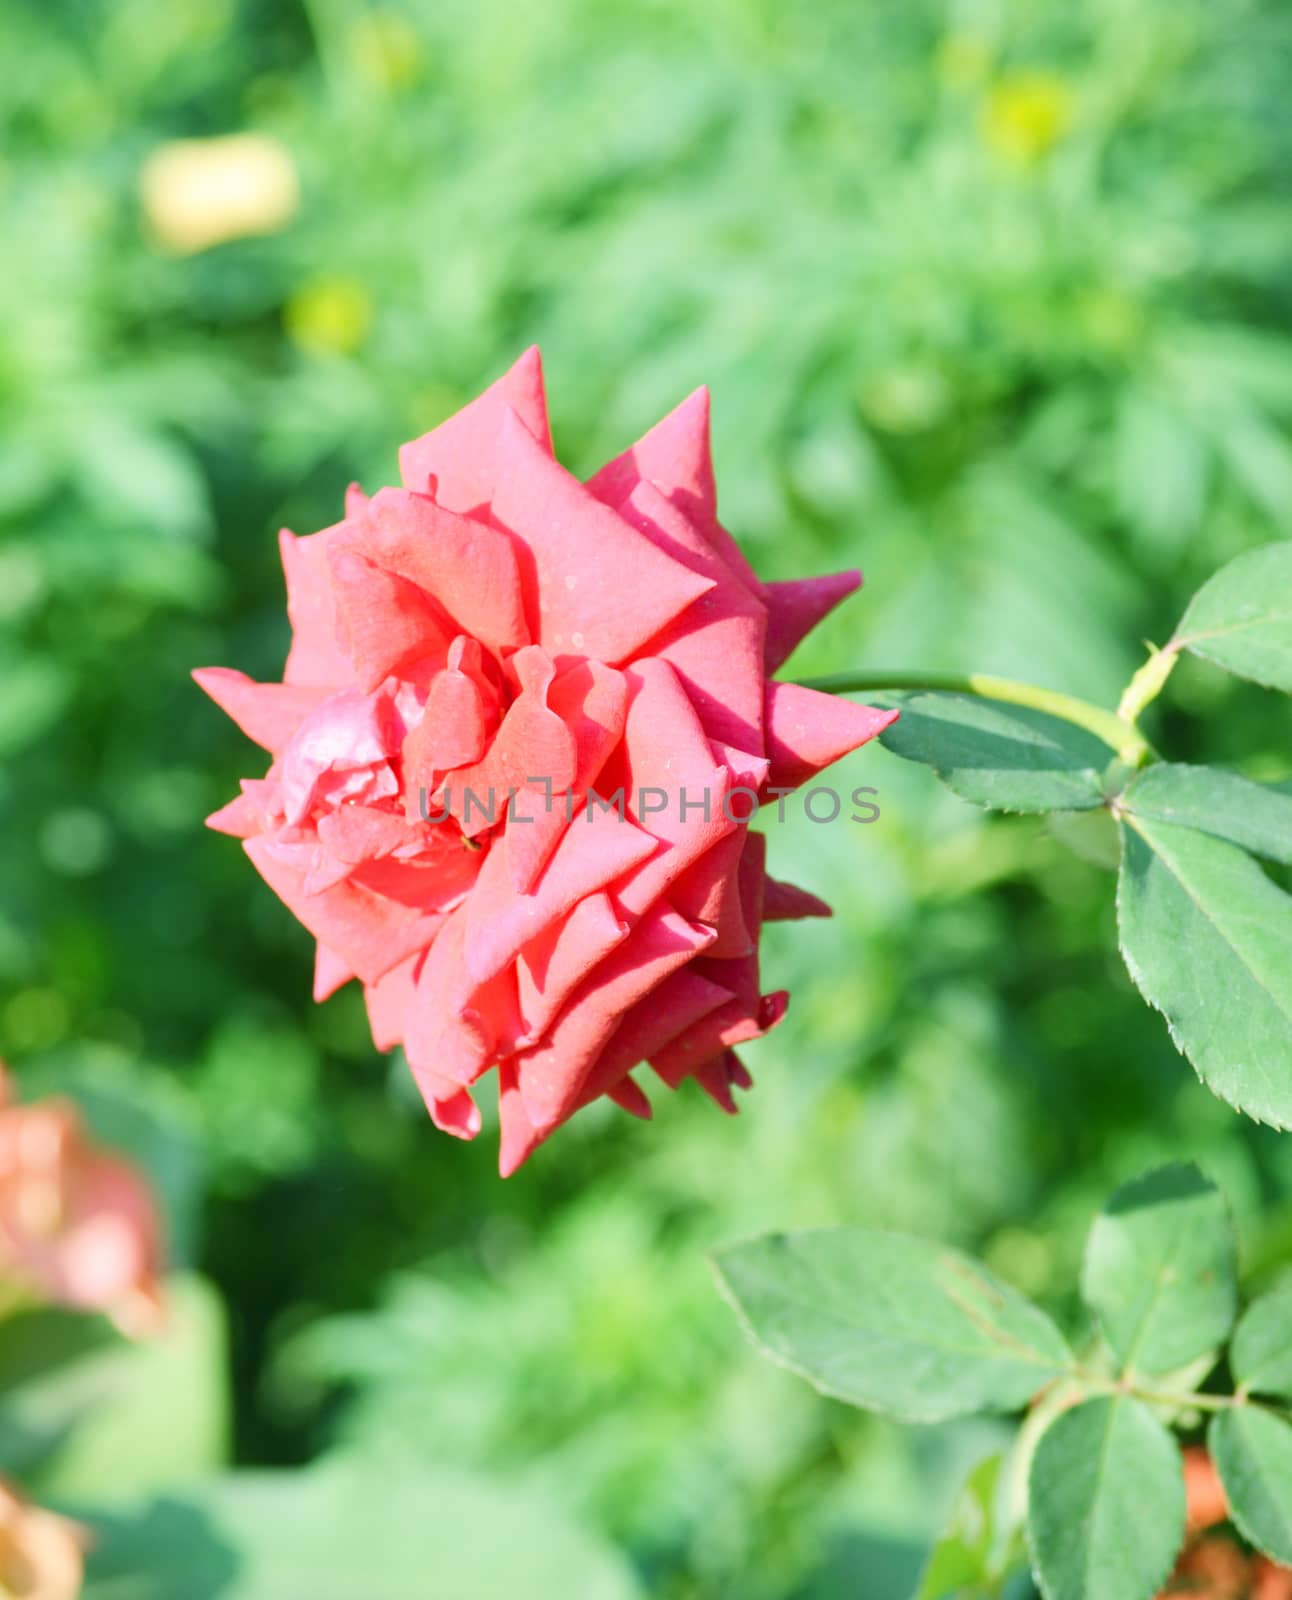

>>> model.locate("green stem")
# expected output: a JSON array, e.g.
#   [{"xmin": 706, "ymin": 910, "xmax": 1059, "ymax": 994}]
[
  {"xmin": 1066, "ymin": 1365, "xmax": 1258, "ymax": 1415},
  {"xmin": 1122, "ymin": 1385, "xmax": 1241, "ymax": 1414},
  {"xmin": 1116, "ymin": 643, "xmax": 1182, "ymax": 727},
  {"xmin": 802, "ymin": 670, "xmax": 1152, "ymax": 766}
]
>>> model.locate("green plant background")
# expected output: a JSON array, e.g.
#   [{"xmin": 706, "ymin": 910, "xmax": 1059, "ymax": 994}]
[{"xmin": 2, "ymin": 0, "xmax": 1291, "ymax": 1594}]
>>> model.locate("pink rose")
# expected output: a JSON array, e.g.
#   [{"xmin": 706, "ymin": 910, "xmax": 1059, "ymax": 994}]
[
  {"xmin": 197, "ymin": 350, "xmax": 894, "ymax": 1172},
  {"xmin": 0, "ymin": 1066, "xmax": 163, "ymax": 1337},
  {"xmin": 0, "ymin": 1478, "xmax": 84, "ymax": 1600}
]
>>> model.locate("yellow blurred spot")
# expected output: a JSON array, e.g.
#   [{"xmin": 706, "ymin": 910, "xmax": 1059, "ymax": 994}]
[
  {"xmin": 982, "ymin": 71, "xmax": 1073, "ymax": 166},
  {"xmin": 936, "ymin": 33, "xmax": 992, "ymax": 90},
  {"xmin": 1077, "ymin": 287, "xmax": 1144, "ymax": 354},
  {"xmin": 859, "ymin": 364, "xmax": 950, "ymax": 434},
  {"xmin": 285, "ymin": 276, "xmax": 373, "ymax": 356},
  {"xmin": 349, "ymin": 9, "xmax": 424, "ymax": 91},
  {"xmin": 984, "ymin": 1227, "xmax": 1054, "ymax": 1297},
  {"xmin": 3, "ymin": 989, "xmax": 70, "ymax": 1052},
  {"xmin": 140, "ymin": 133, "xmax": 299, "ymax": 254}
]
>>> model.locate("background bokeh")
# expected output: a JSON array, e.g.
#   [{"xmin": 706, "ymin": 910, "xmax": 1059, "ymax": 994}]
[{"xmin": 3, "ymin": 0, "xmax": 1292, "ymax": 1594}]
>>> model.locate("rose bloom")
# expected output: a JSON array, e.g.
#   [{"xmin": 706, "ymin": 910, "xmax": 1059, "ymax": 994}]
[
  {"xmin": 0, "ymin": 1066, "xmax": 163, "ymax": 1336},
  {"xmin": 197, "ymin": 350, "xmax": 894, "ymax": 1172},
  {"xmin": 0, "ymin": 1479, "xmax": 84, "ymax": 1600}
]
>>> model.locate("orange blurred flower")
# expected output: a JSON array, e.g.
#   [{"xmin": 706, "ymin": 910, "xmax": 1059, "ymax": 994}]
[
  {"xmin": 0, "ymin": 1477, "xmax": 84, "ymax": 1600},
  {"xmin": 0, "ymin": 1065, "xmax": 163, "ymax": 1337},
  {"xmin": 1184, "ymin": 1447, "xmax": 1232, "ymax": 1536}
]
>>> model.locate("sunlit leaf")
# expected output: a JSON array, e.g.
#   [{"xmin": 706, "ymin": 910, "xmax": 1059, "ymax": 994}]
[
  {"xmin": 1118, "ymin": 763, "xmax": 1292, "ymax": 865},
  {"xmin": 27, "ymin": 1276, "xmax": 229, "ymax": 1503},
  {"xmin": 1081, "ymin": 1164, "xmax": 1236, "ymax": 1377},
  {"xmin": 713, "ymin": 1228, "xmax": 1072, "ymax": 1423},
  {"xmin": 1117, "ymin": 817, "xmax": 1292, "ymax": 1125},
  {"xmin": 877, "ymin": 692, "xmax": 1116, "ymax": 813},
  {"xmin": 1175, "ymin": 543, "xmax": 1292, "ymax": 692},
  {"xmin": 1210, "ymin": 1405, "xmax": 1292, "ymax": 1567},
  {"xmin": 915, "ymin": 1452, "xmax": 1009, "ymax": 1600},
  {"xmin": 81, "ymin": 1457, "xmax": 644, "ymax": 1600},
  {"xmin": 1027, "ymin": 1397, "xmax": 1184, "ymax": 1600},
  {"xmin": 1229, "ymin": 1286, "xmax": 1292, "ymax": 1402}
]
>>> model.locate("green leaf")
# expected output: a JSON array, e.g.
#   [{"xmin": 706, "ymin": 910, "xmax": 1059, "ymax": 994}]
[
  {"xmin": 80, "ymin": 1458, "xmax": 644, "ymax": 1600},
  {"xmin": 1117, "ymin": 817, "xmax": 1292, "ymax": 1125},
  {"xmin": 1175, "ymin": 543, "xmax": 1292, "ymax": 692},
  {"xmin": 1229, "ymin": 1286, "xmax": 1292, "ymax": 1401},
  {"xmin": 0, "ymin": 1310, "xmax": 120, "ymax": 1479},
  {"xmin": 916, "ymin": 1452, "xmax": 1008, "ymax": 1600},
  {"xmin": 877, "ymin": 692, "xmax": 1117, "ymax": 813},
  {"xmin": 712, "ymin": 1228, "xmax": 1072, "ymax": 1424},
  {"xmin": 1209, "ymin": 1406, "xmax": 1292, "ymax": 1567},
  {"xmin": 1081, "ymin": 1165, "xmax": 1236, "ymax": 1377},
  {"xmin": 1026, "ymin": 1397, "xmax": 1185, "ymax": 1600},
  {"xmin": 21, "ymin": 1275, "xmax": 229, "ymax": 1503},
  {"xmin": 1118, "ymin": 763, "xmax": 1292, "ymax": 865}
]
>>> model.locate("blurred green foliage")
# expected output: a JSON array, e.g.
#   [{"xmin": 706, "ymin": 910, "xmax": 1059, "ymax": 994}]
[{"xmin": 2, "ymin": 0, "xmax": 1292, "ymax": 1594}]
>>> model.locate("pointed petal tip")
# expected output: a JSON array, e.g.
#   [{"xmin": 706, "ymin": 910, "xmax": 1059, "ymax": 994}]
[
  {"xmin": 608, "ymin": 1076, "xmax": 653, "ymax": 1120},
  {"xmin": 762, "ymin": 568, "xmax": 865, "ymax": 672},
  {"xmin": 677, "ymin": 383, "xmax": 711, "ymax": 421},
  {"xmin": 497, "ymin": 1130, "xmax": 535, "ymax": 1179},
  {"xmin": 763, "ymin": 877, "xmax": 834, "ymax": 921},
  {"xmin": 765, "ymin": 683, "xmax": 899, "ymax": 789}
]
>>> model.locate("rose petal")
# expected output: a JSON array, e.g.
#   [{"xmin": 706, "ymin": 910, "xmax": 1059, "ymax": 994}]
[
  {"xmin": 490, "ymin": 408, "xmax": 716, "ymax": 663},
  {"xmin": 193, "ymin": 668, "xmax": 330, "ymax": 753},
  {"xmin": 608, "ymin": 1076, "xmax": 653, "ymax": 1119},
  {"xmin": 503, "ymin": 657, "xmax": 629, "ymax": 893},
  {"xmin": 614, "ymin": 479, "xmax": 767, "ymax": 752},
  {"xmin": 405, "ymin": 909, "xmax": 521, "ymax": 1095},
  {"xmin": 763, "ymin": 877, "xmax": 832, "ymax": 921},
  {"xmin": 764, "ymin": 682, "xmax": 898, "ymax": 791},
  {"xmin": 671, "ymin": 828, "xmax": 754, "ymax": 958},
  {"xmin": 577, "ymin": 967, "xmax": 734, "ymax": 1109},
  {"xmin": 603, "ymin": 658, "xmax": 738, "ymax": 917},
  {"xmin": 402, "ymin": 637, "xmax": 502, "ymax": 802},
  {"xmin": 762, "ymin": 570, "xmax": 862, "ymax": 673},
  {"xmin": 342, "ymin": 487, "xmax": 529, "ymax": 654},
  {"xmin": 313, "ymin": 942, "xmax": 354, "ymax": 1001},
  {"xmin": 399, "ymin": 345, "xmax": 553, "ymax": 514},
  {"xmin": 329, "ymin": 546, "xmax": 455, "ymax": 693},
  {"xmin": 498, "ymin": 907, "xmax": 715, "ymax": 1172},
  {"xmin": 587, "ymin": 386, "xmax": 761, "ymax": 596},
  {"xmin": 363, "ymin": 952, "xmax": 422, "ymax": 1051},
  {"xmin": 424, "ymin": 646, "xmax": 577, "ymax": 840},
  {"xmin": 245, "ymin": 835, "xmax": 446, "ymax": 985},
  {"xmin": 464, "ymin": 795, "xmax": 657, "ymax": 985},
  {"xmin": 514, "ymin": 891, "xmax": 630, "ymax": 1043},
  {"xmin": 279, "ymin": 526, "xmax": 352, "ymax": 687}
]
